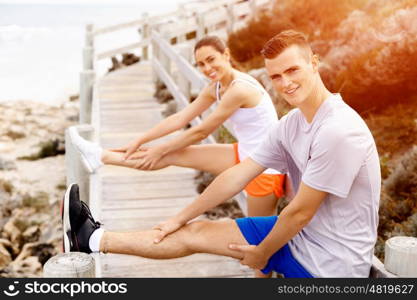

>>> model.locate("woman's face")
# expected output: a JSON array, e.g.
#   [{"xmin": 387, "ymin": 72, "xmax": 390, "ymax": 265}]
[{"xmin": 195, "ymin": 45, "xmax": 231, "ymax": 82}]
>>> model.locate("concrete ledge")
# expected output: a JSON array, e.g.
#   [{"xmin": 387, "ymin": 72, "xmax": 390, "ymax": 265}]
[{"xmin": 370, "ymin": 255, "xmax": 397, "ymax": 278}]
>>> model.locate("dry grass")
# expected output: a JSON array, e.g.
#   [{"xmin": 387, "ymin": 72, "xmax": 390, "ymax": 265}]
[
  {"xmin": 376, "ymin": 146, "xmax": 417, "ymax": 259},
  {"xmin": 228, "ymin": 0, "xmax": 417, "ymax": 113},
  {"xmin": 364, "ymin": 100, "xmax": 417, "ymax": 158}
]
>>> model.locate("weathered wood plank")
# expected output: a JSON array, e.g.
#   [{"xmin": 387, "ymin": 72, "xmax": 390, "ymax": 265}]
[
  {"xmin": 100, "ymin": 197, "xmax": 196, "ymax": 210},
  {"xmin": 100, "ymin": 253, "xmax": 252, "ymax": 278}
]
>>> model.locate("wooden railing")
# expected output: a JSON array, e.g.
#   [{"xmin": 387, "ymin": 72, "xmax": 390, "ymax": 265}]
[{"xmin": 66, "ymin": 0, "xmax": 271, "ymax": 212}]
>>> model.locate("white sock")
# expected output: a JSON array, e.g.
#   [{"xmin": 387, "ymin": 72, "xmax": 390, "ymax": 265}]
[{"xmin": 89, "ymin": 228, "xmax": 105, "ymax": 253}]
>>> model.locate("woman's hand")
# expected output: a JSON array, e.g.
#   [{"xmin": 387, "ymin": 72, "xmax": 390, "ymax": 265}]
[
  {"xmin": 109, "ymin": 138, "xmax": 143, "ymax": 160},
  {"xmin": 128, "ymin": 146, "xmax": 165, "ymax": 170},
  {"xmin": 152, "ymin": 217, "xmax": 186, "ymax": 244},
  {"xmin": 228, "ymin": 244, "xmax": 269, "ymax": 270}
]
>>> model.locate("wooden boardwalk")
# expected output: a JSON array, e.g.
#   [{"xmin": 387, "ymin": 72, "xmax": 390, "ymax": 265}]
[{"xmin": 94, "ymin": 62, "xmax": 252, "ymax": 277}]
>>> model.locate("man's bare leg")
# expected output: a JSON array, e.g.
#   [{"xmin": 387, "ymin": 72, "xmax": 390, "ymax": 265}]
[{"xmin": 100, "ymin": 219, "xmax": 248, "ymax": 261}]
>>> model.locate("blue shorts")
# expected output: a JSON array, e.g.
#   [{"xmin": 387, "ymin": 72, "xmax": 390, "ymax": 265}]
[{"xmin": 235, "ymin": 216, "xmax": 313, "ymax": 278}]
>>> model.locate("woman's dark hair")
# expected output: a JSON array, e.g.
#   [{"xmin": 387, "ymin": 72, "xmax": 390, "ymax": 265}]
[{"xmin": 194, "ymin": 36, "xmax": 227, "ymax": 54}]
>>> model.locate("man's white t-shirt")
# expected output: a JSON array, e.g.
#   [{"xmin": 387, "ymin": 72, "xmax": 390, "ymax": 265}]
[{"xmin": 250, "ymin": 94, "xmax": 381, "ymax": 277}]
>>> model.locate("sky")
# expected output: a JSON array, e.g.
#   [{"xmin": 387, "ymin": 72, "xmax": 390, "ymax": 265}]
[{"xmin": 0, "ymin": 0, "xmax": 194, "ymax": 104}]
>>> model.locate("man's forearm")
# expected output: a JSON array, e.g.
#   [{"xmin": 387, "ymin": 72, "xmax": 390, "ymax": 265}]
[
  {"xmin": 257, "ymin": 182, "xmax": 327, "ymax": 259},
  {"xmin": 257, "ymin": 207, "xmax": 311, "ymax": 259}
]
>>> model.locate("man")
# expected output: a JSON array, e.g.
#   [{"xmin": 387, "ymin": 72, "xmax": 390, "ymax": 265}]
[{"xmin": 63, "ymin": 30, "xmax": 381, "ymax": 277}]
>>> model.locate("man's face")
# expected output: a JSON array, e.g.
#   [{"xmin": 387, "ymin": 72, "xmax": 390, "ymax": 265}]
[{"xmin": 265, "ymin": 45, "xmax": 318, "ymax": 107}]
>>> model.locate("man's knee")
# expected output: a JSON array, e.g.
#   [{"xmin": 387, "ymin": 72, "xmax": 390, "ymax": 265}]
[
  {"xmin": 177, "ymin": 220, "xmax": 208, "ymax": 251},
  {"xmin": 181, "ymin": 219, "xmax": 235, "ymax": 250},
  {"xmin": 183, "ymin": 220, "xmax": 209, "ymax": 236}
]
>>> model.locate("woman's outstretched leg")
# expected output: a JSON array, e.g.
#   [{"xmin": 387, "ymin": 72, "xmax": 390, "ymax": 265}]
[
  {"xmin": 103, "ymin": 144, "xmax": 236, "ymax": 175},
  {"xmin": 70, "ymin": 126, "xmax": 235, "ymax": 174}
]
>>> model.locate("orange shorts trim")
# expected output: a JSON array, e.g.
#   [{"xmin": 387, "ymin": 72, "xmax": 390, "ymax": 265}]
[
  {"xmin": 232, "ymin": 143, "xmax": 240, "ymax": 164},
  {"xmin": 233, "ymin": 143, "xmax": 286, "ymax": 198}
]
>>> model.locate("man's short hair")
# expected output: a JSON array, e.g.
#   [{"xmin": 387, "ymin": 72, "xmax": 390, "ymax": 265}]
[{"xmin": 261, "ymin": 30, "xmax": 312, "ymax": 60}]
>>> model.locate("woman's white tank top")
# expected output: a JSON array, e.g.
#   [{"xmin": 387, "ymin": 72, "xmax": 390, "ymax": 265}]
[{"xmin": 215, "ymin": 75, "xmax": 279, "ymax": 175}]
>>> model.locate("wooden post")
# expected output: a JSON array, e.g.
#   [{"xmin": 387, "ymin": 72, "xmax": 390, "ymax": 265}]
[
  {"xmin": 43, "ymin": 252, "xmax": 95, "ymax": 277},
  {"xmin": 226, "ymin": 3, "xmax": 235, "ymax": 34},
  {"xmin": 79, "ymin": 70, "xmax": 95, "ymax": 124},
  {"xmin": 85, "ymin": 24, "xmax": 94, "ymax": 47},
  {"xmin": 196, "ymin": 13, "xmax": 205, "ymax": 41},
  {"xmin": 384, "ymin": 236, "xmax": 417, "ymax": 277},
  {"xmin": 151, "ymin": 26, "xmax": 160, "ymax": 84},
  {"xmin": 141, "ymin": 12, "xmax": 150, "ymax": 60},
  {"xmin": 160, "ymin": 30, "xmax": 171, "ymax": 77},
  {"xmin": 177, "ymin": 44, "xmax": 192, "ymax": 101},
  {"xmin": 83, "ymin": 47, "xmax": 94, "ymax": 71},
  {"xmin": 83, "ymin": 24, "xmax": 95, "ymax": 70},
  {"xmin": 178, "ymin": 4, "xmax": 187, "ymax": 44}
]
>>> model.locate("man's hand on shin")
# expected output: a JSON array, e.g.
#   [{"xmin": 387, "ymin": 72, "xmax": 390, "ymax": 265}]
[
  {"xmin": 228, "ymin": 244, "xmax": 268, "ymax": 270},
  {"xmin": 152, "ymin": 217, "xmax": 185, "ymax": 244}
]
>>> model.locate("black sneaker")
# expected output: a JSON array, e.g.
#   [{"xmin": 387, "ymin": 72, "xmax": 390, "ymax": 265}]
[{"xmin": 62, "ymin": 183, "xmax": 102, "ymax": 253}]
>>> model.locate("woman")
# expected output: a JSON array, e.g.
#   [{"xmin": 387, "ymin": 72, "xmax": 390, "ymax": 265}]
[{"xmin": 70, "ymin": 35, "xmax": 285, "ymax": 219}]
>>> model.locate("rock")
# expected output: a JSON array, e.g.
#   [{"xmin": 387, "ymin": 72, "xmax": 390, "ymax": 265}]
[
  {"xmin": 7, "ymin": 256, "xmax": 42, "ymax": 277},
  {"xmin": 22, "ymin": 226, "xmax": 41, "ymax": 244},
  {"xmin": 161, "ymin": 100, "xmax": 177, "ymax": 118},
  {"xmin": 28, "ymin": 212, "xmax": 52, "ymax": 227},
  {"xmin": 195, "ymin": 171, "xmax": 215, "ymax": 194},
  {"xmin": 14, "ymin": 242, "xmax": 56, "ymax": 266},
  {"xmin": 108, "ymin": 56, "xmax": 122, "ymax": 72},
  {"xmin": 69, "ymin": 94, "xmax": 79, "ymax": 102},
  {"xmin": 385, "ymin": 145, "xmax": 417, "ymax": 198},
  {"xmin": 0, "ymin": 157, "xmax": 16, "ymax": 170},
  {"xmin": 0, "ymin": 238, "xmax": 19, "ymax": 257},
  {"xmin": 121, "ymin": 52, "xmax": 140, "ymax": 65},
  {"xmin": 22, "ymin": 191, "xmax": 49, "ymax": 210},
  {"xmin": 2, "ymin": 219, "xmax": 21, "ymax": 246},
  {"xmin": 6, "ymin": 125, "xmax": 26, "ymax": 139},
  {"xmin": 0, "ymin": 178, "xmax": 14, "ymax": 203},
  {"xmin": 0, "ymin": 100, "xmax": 74, "ymax": 276},
  {"xmin": 0, "ymin": 238, "xmax": 13, "ymax": 249},
  {"xmin": 31, "ymin": 243, "xmax": 56, "ymax": 265},
  {"xmin": 155, "ymin": 88, "xmax": 174, "ymax": 103},
  {"xmin": 3, "ymin": 208, "xmax": 37, "ymax": 241},
  {"xmin": 194, "ymin": 171, "xmax": 244, "ymax": 219},
  {"xmin": 156, "ymin": 81, "xmax": 167, "ymax": 91},
  {"xmin": 0, "ymin": 243, "xmax": 12, "ymax": 269},
  {"xmin": 19, "ymin": 139, "xmax": 65, "ymax": 161}
]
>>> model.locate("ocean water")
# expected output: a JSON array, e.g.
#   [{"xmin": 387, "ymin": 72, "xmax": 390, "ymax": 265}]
[{"xmin": 0, "ymin": 1, "xmax": 184, "ymax": 105}]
